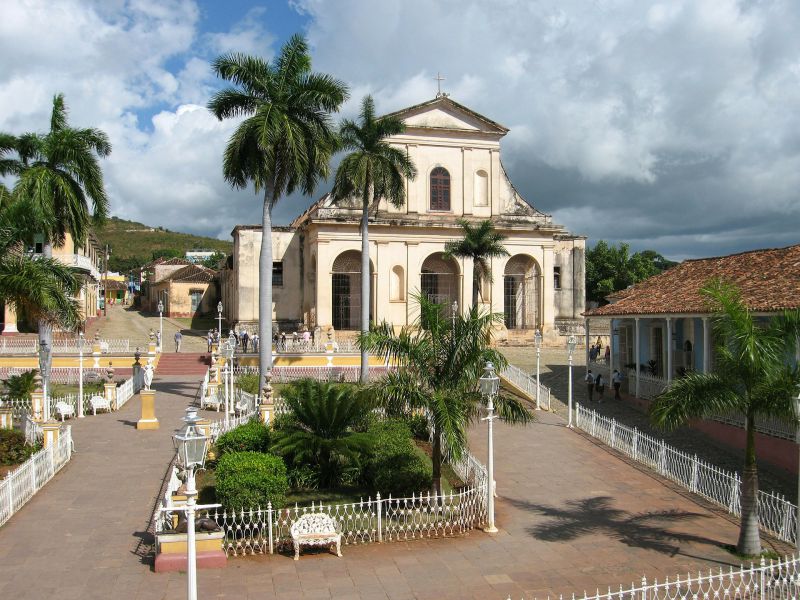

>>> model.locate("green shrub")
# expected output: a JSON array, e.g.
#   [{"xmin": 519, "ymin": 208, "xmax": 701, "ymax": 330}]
[
  {"xmin": 407, "ymin": 413, "xmax": 430, "ymax": 440},
  {"xmin": 0, "ymin": 429, "xmax": 37, "ymax": 466},
  {"xmin": 287, "ymin": 464, "xmax": 320, "ymax": 490},
  {"xmin": 215, "ymin": 451, "xmax": 288, "ymax": 510},
  {"xmin": 236, "ymin": 373, "xmax": 260, "ymax": 395},
  {"xmin": 270, "ymin": 412, "xmax": 297, "ymax": 432},
  {"xmin": 365, "ymin": 420, "xmax": 432, "ymax": 496},
  {"xmin": 215, "ymin": 421, "xmax": 270, "ymax": 457}
]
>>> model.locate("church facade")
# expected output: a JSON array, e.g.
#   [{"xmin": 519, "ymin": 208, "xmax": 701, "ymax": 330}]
[{"xmin": 219, "ymin": 97, "xmax": 585, "ymax": 344}]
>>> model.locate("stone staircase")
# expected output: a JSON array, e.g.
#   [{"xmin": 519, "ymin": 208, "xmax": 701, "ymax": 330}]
[{"xmin": 155, "ymin": 352, "xmax": 210, "ymax": 375}]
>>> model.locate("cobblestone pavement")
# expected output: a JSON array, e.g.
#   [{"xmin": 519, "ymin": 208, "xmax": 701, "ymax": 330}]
[
  {"xmin": 499, "ymin": 346, "xmax": 797, "ymax": 501},
  {"xmin": 85, "ymin": 304, "xmax": 210, "ymax": 353},
  {"xmin": 0, "ymin": 369, "xmax": 769, "ymax": 599}
]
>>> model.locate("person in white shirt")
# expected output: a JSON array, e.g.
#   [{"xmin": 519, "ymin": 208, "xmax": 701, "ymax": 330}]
[
  {"xmin": 585, "ymin": 370, "xmax": 595, "ymax": 402},
  {"xmin": 612, "ymin": 370, "xmax": 624, "ymax": 400}
]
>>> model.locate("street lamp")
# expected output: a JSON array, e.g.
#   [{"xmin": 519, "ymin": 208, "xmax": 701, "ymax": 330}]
[
  {"xmin": 78, "ymin": 332, "xmax": 85, "ymax": 418},
  {"xmin": 216, "ymin": 301, "xmax": 223, "ymax": 342},
  {"xmin": 225, "ymin": 331, "xmax": 236, "ymax": 428},
  {"xmin": 534, "ymin": 329, "xmax": 543, "ymax": 411},
  {"xmin": 157, "ymin": 299, "xmax": 164, "ymax": 352},
  {"xmin": 791, "ymin": 385, "xmax": 800, "ymax": 551},
  {"xmin": 172, "ymin": 407, "xmax": 210, "ymax": 600},
  {"xmin": 567, "ymin": 335, "xmax": 577, "ymax": 428},
  {"xmin": 479, "ymin": 361, "xmax": 500, "ymax": 534},
  {"xmin": 38, "ymin": 340, "xmax": 50, "ymax": 421}
]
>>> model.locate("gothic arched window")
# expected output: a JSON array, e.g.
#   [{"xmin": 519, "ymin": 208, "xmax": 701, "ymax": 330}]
[{"xmin": 430, "ymin": 167, "xmax": 451, "ymax": 211}]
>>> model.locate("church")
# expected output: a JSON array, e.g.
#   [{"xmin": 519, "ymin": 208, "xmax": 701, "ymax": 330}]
[{"xmin": 218, "ymin": 96, "xmax": 585, "ymax": 344}]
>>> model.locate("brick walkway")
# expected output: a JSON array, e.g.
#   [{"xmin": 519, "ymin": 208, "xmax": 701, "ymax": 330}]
[{"xmin": 0, "ymin": 367, "xmax": 766, "ymax": 599}]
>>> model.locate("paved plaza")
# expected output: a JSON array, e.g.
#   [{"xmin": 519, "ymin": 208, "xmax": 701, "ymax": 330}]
[{"xmin": 0, "ymin": 362, "xmax": 771, "ymax": 599}]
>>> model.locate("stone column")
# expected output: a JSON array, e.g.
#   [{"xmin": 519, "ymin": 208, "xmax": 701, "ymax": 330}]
[
  {"xmin": 137, "ymin": 389, "xmax": 159, "ymax": 429},
  {"xmin": 702, "ymin": 317, "xmax": 710, "ymax": 373},
  {"xmin": 0, "ymin": 406, "xmax": 12, "ymax": 429},
  {"xmin": 634, "ymin": 317, "xmax": 641, "ymax": 398},
  {"xmin": 105, "ymin": 363, "xmax": 117, "ymax": 410},
  {"xmin": 92, "ymin": 332, "xmax": 101, "ymax": 368},
  {"xmin": 584, "ymin": 318, "xmax": 590, "ymax": 373},
  {"xmin": 41, "ymin": 421, "xmax": 60, "ymax": 448},
  {"xmin": 609, "ymin": 319, "xmax": 615, "ymax": 379},
  {"xmin": 666, "ymin": 317, "xmax": 673, "ymax": 385},
  {"xmin": 31, "ymin": 371, "xmax": 45, "ymax": 423},
  {"xmin": 259, "ymin": 372, "xmax": 274, "ymax": 425},
  {"xmin": 2, "ymin": 304, "xmax": 18, "ymax": 334}
]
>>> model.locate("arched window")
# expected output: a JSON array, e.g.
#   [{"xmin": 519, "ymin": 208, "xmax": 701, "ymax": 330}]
[
  {"xmin": 390, "ymin": 265, "xmax": 405, "ymax": 301},
  {"xmin": 430, "ymin": 167, "xmax": 451, "ymax": 211}
]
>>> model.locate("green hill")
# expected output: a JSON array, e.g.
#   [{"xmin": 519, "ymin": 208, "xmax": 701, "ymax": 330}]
[{"xmin": 94, "ymin": 216, "xmax": 232, "ymax": 272}]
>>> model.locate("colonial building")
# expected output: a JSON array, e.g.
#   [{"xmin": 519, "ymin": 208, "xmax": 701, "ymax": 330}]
[
  {"xmin": 219, "ymin": 96, "xmax": 586, "ymax": 343},
  {"xmin": 149, "ymin": 264, "xmax": 217, "ymax": 318}
]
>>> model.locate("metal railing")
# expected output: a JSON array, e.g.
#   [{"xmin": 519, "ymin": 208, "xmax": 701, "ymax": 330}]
[
  {"xmin": 0, "ymin": 338, "xmax": 133, "ymax": 355},
  {"xmin": 63, "ymin": 253, "xmax": 101, "ymax": 280},
  {"xmin": 574, "ymin": 403, "xmax": 799, "ymax": 546},
  {"xmin": 0, "ymin": 426, "xmax": 73, "ymax": 527},
  {"xmin": 500, "ymin": 363, "xmax": 551, "ymax": 410},
  {"xmin": 507, "ymin": 554, "xmax": 800, "ymax": 600}
]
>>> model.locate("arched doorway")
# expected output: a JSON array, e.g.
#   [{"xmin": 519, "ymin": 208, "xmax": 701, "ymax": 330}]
[
  {"xmin": 420, "ymin": 253, "xmax": 459, "ymax": 316},
  {"xmin": 331, "ymin": 250, "xmax": 373, "ymax": 330},
  {"xmin": 503, "ymin": 255, "xmax": 539, "ymax": 330}
]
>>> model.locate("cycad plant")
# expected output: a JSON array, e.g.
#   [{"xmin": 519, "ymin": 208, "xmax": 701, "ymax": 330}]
[
  {"xmin": 650, "ymin": 279, "xmax": 800, "ymax": 556},
  {"xmin": 361, "ymin": 293, "xmax": 533, "ymax": 495},
  {"xmin": 270, "ymin": 379, "xmax": 373, "ymax": 488},
  {"xmin": 444, "ymin": 219, "xmax": 508, "ymax": 305},
  {"xmin": 208, "ymin": 35, "xmax": 348, "ymax": 391},
  {"xmin": 331, "ymin": 95, "xmax": 417, "ymax": 382},
  {"xmin": 3, "ymin": 370, "xmax": 38, "ymax": 402}
]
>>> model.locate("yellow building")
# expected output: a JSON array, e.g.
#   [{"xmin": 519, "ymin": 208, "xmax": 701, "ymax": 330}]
[
  {"xmin": 2, "ymin": 232, "xmax": 103, "ymax": 334},
  {"xmin": 219, "ymin": 97, "xmax": 586, "ymax": 344},
  {"xmin": 150, "ymin": 264, "xmax": 217, "ymax": 318}
]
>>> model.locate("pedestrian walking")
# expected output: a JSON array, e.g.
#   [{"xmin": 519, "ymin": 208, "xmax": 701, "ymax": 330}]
[
  {"xmin": 207, "ymin": 331, "xmax": 213, "ymax": 353},
  {"xmin": 241, "ymin": 330, "xmax": 250, "ymax": 353},
  {"xmin": 155, "ymin": 330, "xmax": 161, "ymax": 349},
  {"xmin": 612, "ymin": 369, "xmax": 624, "ymax": 400},
  {"xmin": 174, "ymin": 330, "xmax": 182, "ymax": 352},
  {"xmin": 252, "ymin": 333, "xmax": 259, "ymax": 353},
  {"xmin": 595, "ymin": 372, "xmax": 605, "ymax": 403},
  {"xmin": 604, "ymin": 345, "xmax": 610, "ymax": 363},
  {"xmin": 585, "ymin": 369, "xmax": 595, "ymax": 402}
]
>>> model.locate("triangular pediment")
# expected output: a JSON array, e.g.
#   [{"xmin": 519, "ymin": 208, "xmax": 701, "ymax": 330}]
[{"xmin": 382, "ymin": 97, "xmax": 508, "ymax": 136}]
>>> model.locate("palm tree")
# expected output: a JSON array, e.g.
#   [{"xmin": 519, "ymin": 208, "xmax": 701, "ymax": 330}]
[
  {"xmin": 444, "ymin": 219, "xmax": 508, "ymax": 306},
  {"xmin": 270, "ymin": 379, "xmax": 373, "ymax": 488},
  {"xmin": 5, "ymin": 94, "xmax": 111, "ymax": 384},
  {"xmin": 0, "ymin": 186, "xmax": 82, "ymax": 330},
  {"xmin": 331, "ymin": 95, "xmax": 417, "ymax": 382},
  {"xmin": 361, "ymin": 293, "xmax": 533, "ymax": 495},
  {"xmin": 208, "ymin": 35, "xmax": 348, "ymax": 390},
  {"xmin": 650, "ymin": 279, "xmax": 800, "ymax": 556}
]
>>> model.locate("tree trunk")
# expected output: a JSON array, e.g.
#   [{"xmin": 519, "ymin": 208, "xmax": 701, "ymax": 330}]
[
  {"xmin": 472, "ymin": 274, "xmax": 479, "ymax": 307},
  {"xmin": 38, "ymin": 241, "xmax": 53, "ymax": 420},
  {"xmin": 432, "ymin": 423, "xmax": 442, "ymax": 497},
  {"xmin": 258, "ymin": 191, "xmax": 274, "ymax": 393},
  {"xmin": 736, "ymin": 413, "xmax": 761, "ymax": 555},
  {"xmin": 359, "ymin": 186, "xmax": 372, "ymax": 384}
]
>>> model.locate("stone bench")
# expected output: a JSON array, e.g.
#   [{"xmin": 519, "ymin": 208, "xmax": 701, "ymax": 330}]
[{"xmin": 289, "ymin": 513, "xmax": 342, "ymax": 560}]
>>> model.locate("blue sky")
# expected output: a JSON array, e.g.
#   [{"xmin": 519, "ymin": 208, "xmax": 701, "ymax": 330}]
[{"xmin": 1, "ymin": 0, "xmax": 799, "ymax": 260}]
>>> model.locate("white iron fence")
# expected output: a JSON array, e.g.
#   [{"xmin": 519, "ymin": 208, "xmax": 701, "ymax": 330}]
[
  {"xmin": 0, "ymin": 338, "xmax": 134, "ymax": 354},
  {"xmin": 508, "ymin": 555, "xmax": 800, "ymax": 600},
  {"xmin": 574, "ymin": 403, "xmax": 798, "ymax": 546},
  {"xmin": 501, "ymin": 364, "xmax": 551, "ymax": 410},
  {"xmin": 1, "ymin": 367, "xmax": 110, "ymax": 384},
  {"xmin": 274, "ymin": 338, "xmax": 360, "ymax": 354},
  {"xmin": 0, "ymin": 426, "xmax": 73, "ymax": 527},
  {"xmin": 228, "ymin": 365, "xmax": 394, "ymax": 383}
]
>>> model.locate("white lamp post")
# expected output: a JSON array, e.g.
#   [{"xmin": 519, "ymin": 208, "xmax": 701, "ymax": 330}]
[
  {"xmin": 479, "ymin": 361, "xmax": 500, "ymax": 533},
  {"xmin": 534, "ymin": 329, "xmax": 543, "ymax": 410},
  {"xmin": 225, "ymin": 331, "xmax": 236, "ymax": 428},
  {"xmin": 38, "ymin": 340, "xmax": 50, "ymax": 421},
  {"xmin": 791, "ymin": 385, "xmax": 800, "ymax": 551},
  {"xmin": 217, "ymin": 301, "xmax": 223, "ymax": 341},
  {"xmin": 567, "ymin": 335, "xmax": 577, "ymax": 428},
  {"xmin": 157, "ymin": 299, "xmax": 164, "ymax": 352},
  {"xmin": 172, "ymin": 407, "xmax": 210, "ymax": 600},
  {"xmin": 78, "ymin": 332, "xmax": 85, "ymax": 418}
]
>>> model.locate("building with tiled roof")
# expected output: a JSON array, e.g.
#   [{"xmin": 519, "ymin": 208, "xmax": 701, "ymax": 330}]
[
  {"xmin": 583, "ymin": 244, "xmax": 800, "ymax": 401},
  {"xmin": 149, "ymin": 264, "xmax": 218, "ymax": 318}
]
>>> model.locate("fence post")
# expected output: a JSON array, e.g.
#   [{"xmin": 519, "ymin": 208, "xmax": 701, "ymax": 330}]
[
  {"xmin": 728, "ymin": 474, "xmax": 740, "ymax": 514},
  {"xmin": 30, "ymin": 455, "xmax": 36, "ymax": 493},
  {"xmin": 658, "ymin": 440, "xmax": 666, "ymax": 476},
  {"xmin": 591, "ymin": 411, "xmax": 597, "ymax": 436},
  {"xmin": 691, "ymin": 455, "xmax": 699, "ymax": 493},
  {"xmin": 759, "ymin": 557, "xmax": 765, "ymax": 600},
  {"xmin": 641, "ymin": 575, "xmax": 647, "ymax": 600},
  {"xmin": 6, "ymin": 472, "xmax": 14, "ymax": 514},
  {"xmin": 610, "ymin": 420, "xmax": 617, "ymax": 449},
  {"xmin": 267, "ymin": 501, "xmax": 274, "ymax": 554},
  {"xmin": 376, "ymin": 492, "xmax": 383, "ymax": 543},
  {"xmin": 632, "ymin": 428, "xmax": 639, "ymax": 461}
]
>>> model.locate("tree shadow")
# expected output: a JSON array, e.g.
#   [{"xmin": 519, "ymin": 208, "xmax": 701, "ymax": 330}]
[{"xmin": 508, "ymin": 495, "xmax": 729, "ymax": 556}]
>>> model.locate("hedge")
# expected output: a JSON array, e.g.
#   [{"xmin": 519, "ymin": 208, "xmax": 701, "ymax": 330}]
[
  {"xmin": 0, "ymin": 429, "xmax": 37, "ymax": 466},
  {"xmin": 366, "ymin": 420, "xmax": 432, "ymax": 496},
  {"xmin": 215, "ymin": 451, "xmax": 288, "ymax": 510},
  {"xmin": 215, "ymin": 420, "xmax": 270, "ymax": 457}
]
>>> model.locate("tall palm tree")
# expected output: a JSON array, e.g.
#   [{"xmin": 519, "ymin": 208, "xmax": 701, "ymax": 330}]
[
  {"xmin": 361, "ymin": 293, "xmax": 533, "ymax": 495},
  {"xmin": 444, "ymin": 219, "xmax": 509, "ymax": 306},
  {"xmin": 331, "ymin": 95, "xmax": 417, "ymax": 382},
  {"xmin": 5, "ymin": 94, "xmax": 111, "ymax": 387},
  {"xmin": 208, "ymin": 35, "xmax": 348, "ymax": 390},
  {"xmin": 650, "ymin": 280, "xmax": 800, "ymax": 556}
]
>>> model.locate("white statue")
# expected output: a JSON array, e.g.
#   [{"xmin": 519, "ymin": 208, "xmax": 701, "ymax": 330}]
[{"xmin": 143, "ymin": 362, "xmax": 154, "ymax": 391}]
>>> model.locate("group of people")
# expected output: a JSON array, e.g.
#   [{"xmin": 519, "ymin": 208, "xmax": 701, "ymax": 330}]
[
  {"xmin": 584, "ymin": 368, "xmax": 624, "ymax": 403},
  {"xmin": 589, "ymin": 340, "xmax": 610, "ymax": 363},
  {"xmin": 204, "ymin": 328, "xmax": 260, "ymax": 354}
]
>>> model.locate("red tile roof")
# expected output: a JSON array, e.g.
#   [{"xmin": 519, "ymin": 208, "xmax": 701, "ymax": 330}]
[
  {"xmin": 165, "ymin": 264, "xmax": 216, "ymax": 284},
  {"xmin": 586, "ymin": 244, "xmax": 800, "ymax": 317}
]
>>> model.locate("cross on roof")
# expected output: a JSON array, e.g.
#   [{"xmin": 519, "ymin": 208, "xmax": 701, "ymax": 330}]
[{"xmin": 435, "ymin": 72, "xmax": 449, "ymax": 98}]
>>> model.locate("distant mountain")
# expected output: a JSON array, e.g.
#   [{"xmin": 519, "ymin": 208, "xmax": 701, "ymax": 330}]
[{"xmin": 95, "ymin": 216, "xmax": 232, "ymax": 272}]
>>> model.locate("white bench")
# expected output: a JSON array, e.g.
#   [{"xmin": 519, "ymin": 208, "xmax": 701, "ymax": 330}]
[
  {"xmin": 89, "ymin": 395, "xmax": 111, "ymax": 415},
  {"xmin": 290, "ymin": 513, "xmax": 342, "ymax": 560},
  {"xmin": 55, "ymin": 401, "xmax": 75, "ymax": 421}
]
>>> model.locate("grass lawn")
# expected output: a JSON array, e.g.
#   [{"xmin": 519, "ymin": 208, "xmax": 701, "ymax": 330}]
[
  {"xmin": 49, "ymin": 382, "xmax": 105, "ymax": 397},
  {"xmin": 175, "ymin": 316, "xmax": 218, "ymax": 331}
]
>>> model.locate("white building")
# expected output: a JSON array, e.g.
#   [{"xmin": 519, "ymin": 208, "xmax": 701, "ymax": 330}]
[{"xmin": 219, "ymin": 96, "xmax": 586, "ymax": 344}]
